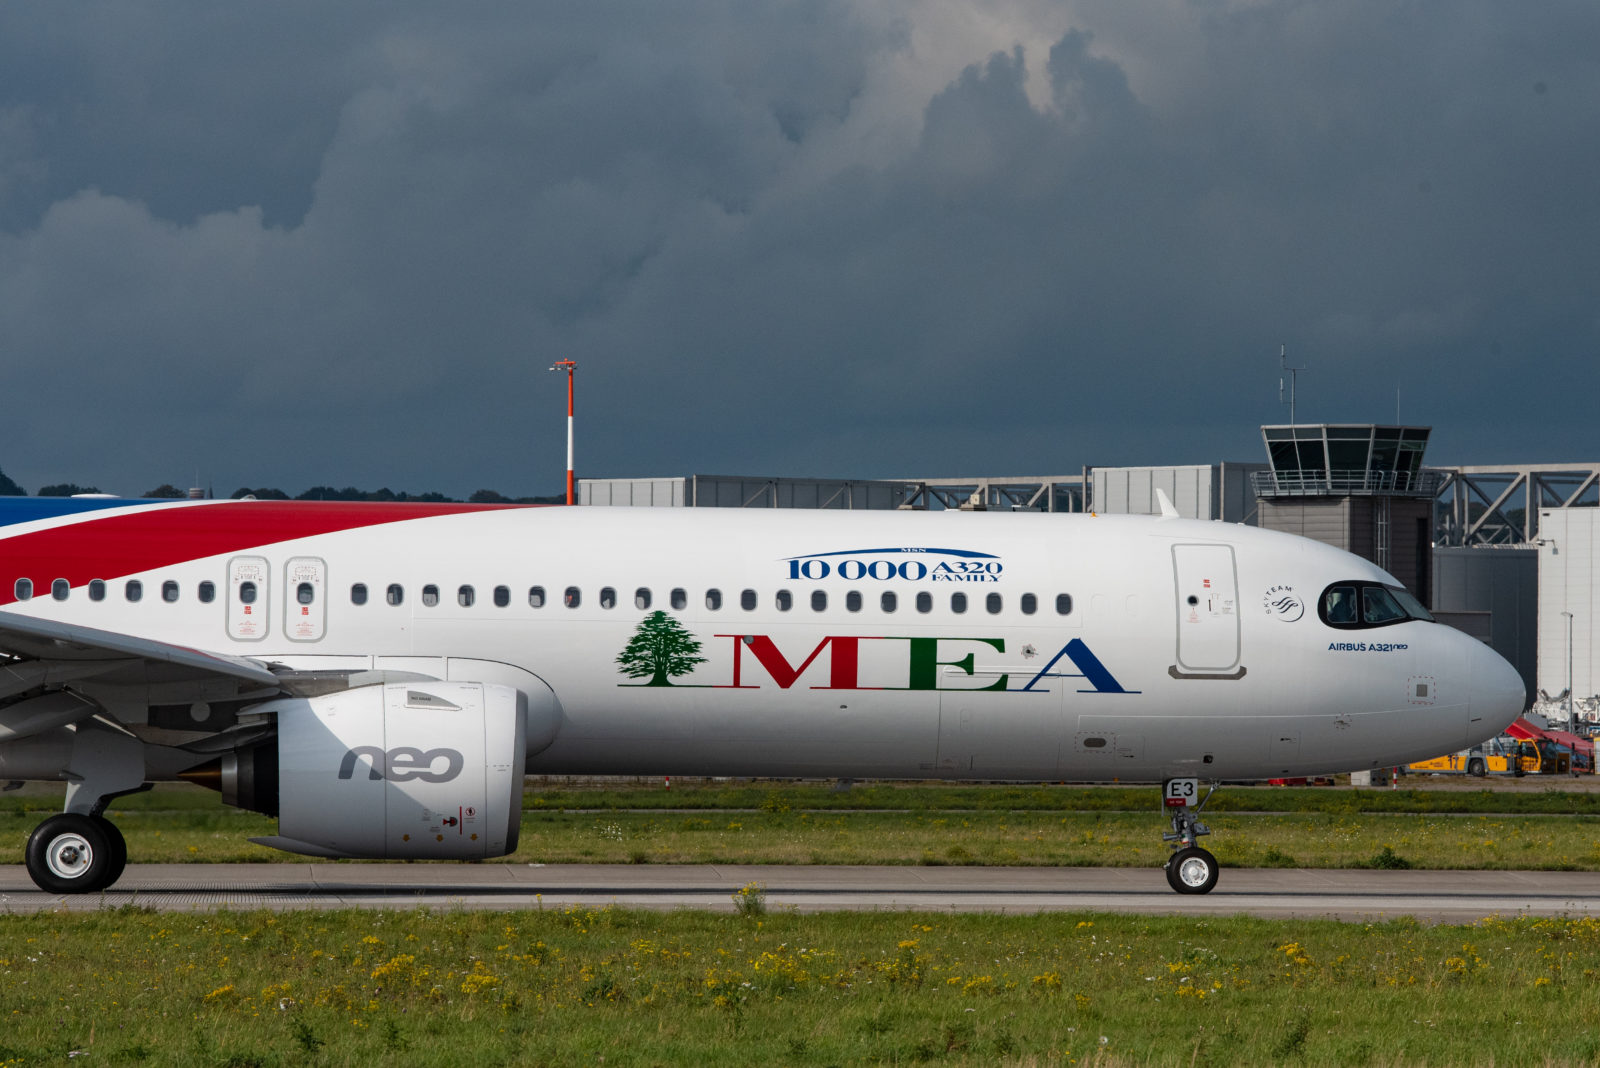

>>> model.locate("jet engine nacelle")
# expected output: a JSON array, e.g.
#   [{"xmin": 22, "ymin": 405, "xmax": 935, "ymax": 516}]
[{"xmin": 242, "ymin": 681, "xmax": 526, "ymax": 860}]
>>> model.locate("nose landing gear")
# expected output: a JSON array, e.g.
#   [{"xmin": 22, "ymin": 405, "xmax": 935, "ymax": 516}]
[{"xmin": 1161, "ymin": 779, "xmax": 1219, "ymax": 895}]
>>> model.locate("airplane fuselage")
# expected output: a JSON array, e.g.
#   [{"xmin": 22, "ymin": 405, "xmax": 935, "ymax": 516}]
[{"xmin": 0, "ymin": 498, "xmax": 1526, "ymax": 783}]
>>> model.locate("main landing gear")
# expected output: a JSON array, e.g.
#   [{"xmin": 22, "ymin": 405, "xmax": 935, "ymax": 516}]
[
  {"xmin": 21, "ymin": 724, "xmax": 145, "ymax": 894},
  {"xmin": 26, "ymin": 812, "xmax": 128, "ymax": 893},
  {"xmin": 1161, "ymin": 779, "xmax": 1220, "ymax": 895}
]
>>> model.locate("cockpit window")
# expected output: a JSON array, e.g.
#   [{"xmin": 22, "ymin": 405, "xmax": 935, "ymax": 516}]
[
  {"xmin": 1320, "ymin": 581, "xmax": 1433, "ymax": 628},
  {"xmin": 1362, "ymin": 587, "xmax": 1407, "ymax": 624},
  {"xmin": 1389, "ymin": 586, "xmax": 1435, "ymax": 622}
]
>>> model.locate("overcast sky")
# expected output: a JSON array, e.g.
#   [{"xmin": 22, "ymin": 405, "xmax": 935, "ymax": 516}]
[{"xmin": 2, "ymin": 1, "xmax": 1596, "ymax": 497}]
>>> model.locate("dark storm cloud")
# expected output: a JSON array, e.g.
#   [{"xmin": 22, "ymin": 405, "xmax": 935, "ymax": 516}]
[{"xmin": 1, "ymin": 1, "xmax": 1596, "ymax": 495}]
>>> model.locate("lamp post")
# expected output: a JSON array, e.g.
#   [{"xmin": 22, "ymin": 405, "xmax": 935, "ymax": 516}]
[
  {"xmin": 1562, "ymin": 610, "xmax": 1575, "ymax": 730},
  {"xmin": 549, "ymin": 360, "xmax": 576, "ymax": 505}
]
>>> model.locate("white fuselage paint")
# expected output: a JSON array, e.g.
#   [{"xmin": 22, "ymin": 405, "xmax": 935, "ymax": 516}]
[{"xmin": 4, "ymin": 504, "xmax": 1526, "ymax": 782}]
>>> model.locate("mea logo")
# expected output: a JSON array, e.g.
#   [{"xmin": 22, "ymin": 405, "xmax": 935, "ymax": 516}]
[
  {"xmin": 784, "ymin": 547, "xmax": 1003, "ymax": 583},
  {"xmin": 1261, "ymin": 585, "xmax": 1304, "ymax": 622},
  {"xmin": 338, "ymin": 745, "xmax": 465, "ymax": 783}
]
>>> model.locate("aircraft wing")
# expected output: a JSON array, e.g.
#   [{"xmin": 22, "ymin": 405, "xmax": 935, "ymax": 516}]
[
  {"xmin": 0, "ymin": 610, "xmax": 291, "ymax": 746},
  {"xmin": 0, "ymin": 610, "xmax": 279, "ymax": 695}
]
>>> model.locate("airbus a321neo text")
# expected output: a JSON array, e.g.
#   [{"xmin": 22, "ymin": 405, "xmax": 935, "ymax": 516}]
[{"xmin": 0, "ymin": 494, "xmax": 1524, "ymax": 895}]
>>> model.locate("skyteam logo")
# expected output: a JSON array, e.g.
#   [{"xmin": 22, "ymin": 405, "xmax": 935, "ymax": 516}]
[
  {"xmin": 1261, "ymin": 584, "xmax": 1304, "ymax": 622},
  {"xmin": 784, "ymin": 547, "xmax": 1003, "ymax": 583}
]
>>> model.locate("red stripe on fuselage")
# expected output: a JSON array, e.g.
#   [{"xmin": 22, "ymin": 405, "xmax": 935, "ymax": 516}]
[{"xmin": 0, "ymin": 500, "xmax": 529, "ymax": 606}]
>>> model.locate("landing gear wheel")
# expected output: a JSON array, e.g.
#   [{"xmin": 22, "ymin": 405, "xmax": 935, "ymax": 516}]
[
  {"xmin": 92, "ymin": 816, "xmax": 128, "ymax": 890},
  {"xmin": 1164, "ymin": 846, "xmax": 1219, "ymax": 895},
  {"xmin": 25, "ymin": 814, "xmax": 113, "ymax": 894}
]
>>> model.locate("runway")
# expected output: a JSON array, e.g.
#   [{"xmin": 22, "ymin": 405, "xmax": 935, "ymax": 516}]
[{"xmin": 2, "ymin": 864, "xmax": 1597, "ymax": 921}]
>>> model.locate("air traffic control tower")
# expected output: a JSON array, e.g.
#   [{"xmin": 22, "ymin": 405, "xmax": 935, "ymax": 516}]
[{"xmin": 1252, "ymin": 425, "xmax": 1441, "ymax": 601}]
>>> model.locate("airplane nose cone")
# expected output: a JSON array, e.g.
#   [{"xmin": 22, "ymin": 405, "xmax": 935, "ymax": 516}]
[{"xmin": 1469, "ymin": 641, "xmax": 1526, "ymax": 739}]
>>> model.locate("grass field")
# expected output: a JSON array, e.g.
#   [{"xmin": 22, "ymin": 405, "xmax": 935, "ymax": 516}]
[
  {"xmin": 3, "ymin": 906, "xmax": 1599, "ymax": 1066},
  {"xmin": 5, "ymin": 783, "xmax": 1600, "ymax": 871}
]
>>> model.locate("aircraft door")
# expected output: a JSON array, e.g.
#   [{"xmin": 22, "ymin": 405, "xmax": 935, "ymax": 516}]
[
  {"xmin": 226, "ymin": 555, "xmax": 270, "ymax": 642},
  {"xmin": 284, "ymin": 557, "xmax": 327, "ymax": 643},
  {"xmin": 1171, "ymin": 544, "xmax": 1242, "ymax": 677}
]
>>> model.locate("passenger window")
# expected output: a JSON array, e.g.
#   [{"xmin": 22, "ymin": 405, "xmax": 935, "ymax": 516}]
[
  {"xmin": 421, "ymin": 584, "xmax": 440, "ymax": 607},
  {"xmin": 811, "ymin": 590, "xmax": 827, "ymax": 612},
  {"xmin": 600, "ymin": 587, "xmax": 617, "ymax": 609},
  {"xmin": 164, "ymin": 580, "xmax": 181, "ymax": 603},
  {"xmin": 740, "ymin": 589, "xmax": 757, "ymax": 611},
  {"xmin": 529, "ymin": 586, "xmax": 546, "ymax": 608},
  {"xmin": 846, "ymin": 591, "xmax": 862, "ymax": 612},
  {"xmin": 458, "ymin": 585, "xmax": 475, "ymax": 608},
  {"xmin": 494, "ymin": 585, "xmax": 510, "ymax": 608},
  {"xmin": 986, "ymin": 592, "xmax": 1002, "ymax": 614},
  {"xmin": 1055, "ymin": 593, "xmax": 1073, "ymax": 615},
  {"xmin": 298, "ymin": 582, "xmax": 315, "ymax": 605},
  {"xmin": 881, "ymin": 591, "xmax": 897, "ymax": 612},
  {"xmin": 1021, "ymin": 593, "xmax": 1037, "ymax": 615},
  {"xmin": 351, "ymin": 583, "xmax": 368, "ymax": 606},
  {"xmin": 564, "ymin": 586, "xmax": 582, "ymax": 608},
  {"xmin": 230, "ymin": 580, "xmax": 246, "ymax": 605},
  {"xmin": 635, "ymin": 588, "xmax": 651, "ymax": 610},
  {"xmin": 671, "ymin": 588, "xmax": 687, "ymax": 610},
  {"xmin": 13, "ymin": 578, "xmax": 31, "ymax": 600},
  {"xmin": 951, "ymin": 592, "xmax": 967, "ymax": 614},
  {"xmin": 387, "ymin": 584, "xmax": 404, "ymax": 606},
  {"xmin": 916, "ymin": 591, "xmax": 932, "ymax": 614},
  {"xmin": 89, "ymin": 579, "xmax": 106, "ymax": 602},
  {"xmin": 705, "ymin": 589, "xmax": 722, "ymax": 610},
  {"xmin": 198, "ymin": 581, "xmax": 216, "ymax": 603},
  {"xmin": 52, "ymin": 579, "xmax": 69, "ymax": 601},
  {"xmin": 776, "ymin": 590, "xmax": 793, "ymax": 611}
]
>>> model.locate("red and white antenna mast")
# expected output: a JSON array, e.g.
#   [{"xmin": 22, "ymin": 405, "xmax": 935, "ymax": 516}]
[{"xmin": 549, "ymin": 359, "xmax": 577, "ymax": 505}]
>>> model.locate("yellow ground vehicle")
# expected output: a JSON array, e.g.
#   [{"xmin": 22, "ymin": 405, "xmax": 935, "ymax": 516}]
[{"xmin": 1408, "ymin": 735, "xmax": 1569, "ymax": 777}]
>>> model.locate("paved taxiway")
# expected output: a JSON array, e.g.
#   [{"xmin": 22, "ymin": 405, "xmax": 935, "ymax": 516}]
[{"xmin": 2, "ymin": 864, "xmax": 1597, "ymax": 921}]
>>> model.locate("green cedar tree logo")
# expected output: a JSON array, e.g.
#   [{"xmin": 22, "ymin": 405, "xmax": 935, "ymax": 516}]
[{"xmin": 615, "ymin": 610, "xmax": 707, "ymax": 686}]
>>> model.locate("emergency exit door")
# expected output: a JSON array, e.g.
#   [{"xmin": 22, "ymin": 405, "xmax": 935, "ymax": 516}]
[{"xmin": 1171, "ymin": 544, "xmax": 1242, "ymax": 677}]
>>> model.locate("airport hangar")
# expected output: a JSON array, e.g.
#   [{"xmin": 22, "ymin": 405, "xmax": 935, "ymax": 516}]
[{"xmin": 580, "ymin": 423, "xmax": 1600, "ymax": 731}]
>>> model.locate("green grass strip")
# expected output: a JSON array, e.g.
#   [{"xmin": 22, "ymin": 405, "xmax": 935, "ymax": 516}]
[{"xmin": 3, "ymin": 907, "xmax": 1599, "ymax": 1066}]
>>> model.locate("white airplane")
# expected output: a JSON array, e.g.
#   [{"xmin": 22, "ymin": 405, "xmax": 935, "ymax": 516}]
[{"xmin": 0, "ymin": 494, "xmax": 1524, "ymax": 895}]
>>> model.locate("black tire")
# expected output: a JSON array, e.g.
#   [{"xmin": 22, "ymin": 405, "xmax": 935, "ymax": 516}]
[
  {"xmin": 1164, "ymin": 846, "xmax": 1220, "ymax": 895},
  {"xmin": 25, "ymin": 814, "xmax": 112, "ymax": 894},
  {"xmin": 1467, "ymin": 758, "xmax": 1486, "ymax": 778},
  {"xmin": 92, "ymin": 816, "xmax": 128, "ymax": 891}
]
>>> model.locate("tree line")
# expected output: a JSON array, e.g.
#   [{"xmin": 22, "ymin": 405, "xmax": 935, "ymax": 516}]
[{"xmin": 0, "ymin": 466, "xmax": 560, "ymax": 505}]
